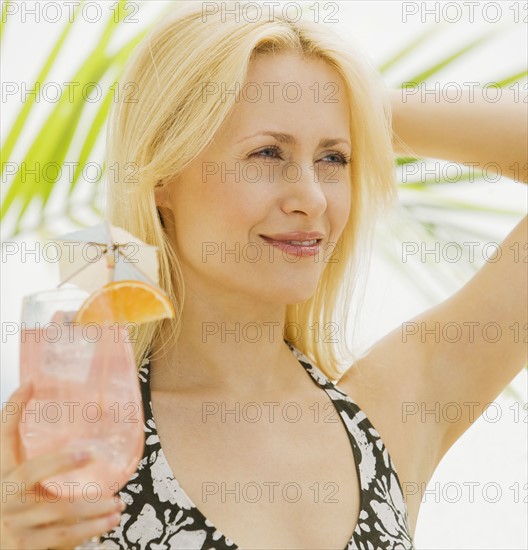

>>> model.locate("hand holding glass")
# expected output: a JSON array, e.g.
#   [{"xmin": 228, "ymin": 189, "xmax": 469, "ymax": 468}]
[{"xmin": 18, "ymin": 287, "xmax": 145, "ymax": 504}]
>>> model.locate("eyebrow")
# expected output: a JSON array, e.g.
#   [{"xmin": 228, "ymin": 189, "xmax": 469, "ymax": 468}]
[{"xmin": 237, "ymin": 131, "xmax": 351, "ymax": 149}]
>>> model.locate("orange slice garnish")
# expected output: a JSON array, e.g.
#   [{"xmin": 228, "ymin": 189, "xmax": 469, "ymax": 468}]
[{"xmin": 74, "ymin": 280, "xmax": 174, "ymax": 325}]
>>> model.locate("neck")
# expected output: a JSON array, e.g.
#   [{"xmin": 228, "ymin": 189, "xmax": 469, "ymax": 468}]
[{"xmin": 149, "ymin": 279, "xmax": 300, "ymax": 398}]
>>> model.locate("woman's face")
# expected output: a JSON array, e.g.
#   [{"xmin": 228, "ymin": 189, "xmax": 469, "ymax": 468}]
[{"xmin": 157, "ymin": 53, "xmax": 352, "ymax": 305}]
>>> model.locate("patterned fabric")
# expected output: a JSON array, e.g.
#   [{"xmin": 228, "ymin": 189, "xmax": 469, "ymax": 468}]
[{"xmin": 98, "ymin": 340, "xmax": 414, "ymax": 549}]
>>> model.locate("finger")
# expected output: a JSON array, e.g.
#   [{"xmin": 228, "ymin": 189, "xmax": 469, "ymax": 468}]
[
  {"xmin": 0, "ymin": 382, "xmax": 33, "ymax": 475},
  {"xmin": 28, "ymin": 510, "xmax": 122, "ymax": 550},
  {"xmin": 4, "ymin": 449, "xmax": 95, "ymax": 512},
  {"xmin": 4, "ymin": 496, "xmax": 125, "ymax": 530}
]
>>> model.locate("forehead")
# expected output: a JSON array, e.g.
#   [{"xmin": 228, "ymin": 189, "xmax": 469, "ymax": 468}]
[{"xmin": 220, "ymin": 53, "xmax": 351, "ymax": 141}]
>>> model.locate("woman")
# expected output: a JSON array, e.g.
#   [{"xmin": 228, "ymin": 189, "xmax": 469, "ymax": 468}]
[{"xmin": 1, "ymin": 2, "xmax": 526, "ymax": 549}]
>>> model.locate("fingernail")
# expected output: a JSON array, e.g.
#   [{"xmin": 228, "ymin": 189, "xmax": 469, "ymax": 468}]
[
  {"xmin": 107, "ymin": 512, "xmax": 121, "ymax": 527},
  {"xmin": 71, "ymin": 449, "xmax": 93, "ymax": 463},
  {"xmin": 117, "ymin": 500, "xmax": 126, "ymax": 511}
]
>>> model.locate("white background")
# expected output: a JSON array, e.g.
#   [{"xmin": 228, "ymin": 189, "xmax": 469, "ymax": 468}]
[{"xmin": 1, "ymin": 1, "xmax": 527, "ymax": 548}]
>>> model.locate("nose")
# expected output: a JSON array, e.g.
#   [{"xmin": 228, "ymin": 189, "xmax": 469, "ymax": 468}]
[{"xmin": 280, "ymin": 162, "xmax": 328, "ymax": 217}]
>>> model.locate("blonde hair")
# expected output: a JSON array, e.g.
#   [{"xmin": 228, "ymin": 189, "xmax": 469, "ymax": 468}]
[{"xmin": 105, "ymin": 1, "xmax": 397, "ymax": 381}]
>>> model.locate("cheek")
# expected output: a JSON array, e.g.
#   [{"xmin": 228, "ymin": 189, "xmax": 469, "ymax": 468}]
[{"xmin": 170, "ymin": 174, "xmax": 265, "ymax": 257}]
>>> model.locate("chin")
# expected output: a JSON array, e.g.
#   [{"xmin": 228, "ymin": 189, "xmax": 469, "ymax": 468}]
[{"xmin": 261, "ymin": 279, "xmax": 320, "ymax": 305}]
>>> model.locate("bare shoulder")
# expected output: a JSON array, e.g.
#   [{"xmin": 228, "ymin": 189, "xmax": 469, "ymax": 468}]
[
  {"xmin": 336, "ymin": 324, "xmax": 447, "ymax": 535},
  {"xmin": 336, "ymin": 321, "xmax": 443, "ymax": 489},
  {"xmin": 337, "ymin": 215, "xmax": 528, "ymax": 484}
]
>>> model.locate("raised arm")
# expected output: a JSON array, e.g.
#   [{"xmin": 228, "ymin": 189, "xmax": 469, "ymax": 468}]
[
  {"xmin": 339, "ymin": 86, "xmax": 527, "ymax": 478},
  {"xmin": 390, "ymin": 87, "xmax": 528, "ymax": 183}
]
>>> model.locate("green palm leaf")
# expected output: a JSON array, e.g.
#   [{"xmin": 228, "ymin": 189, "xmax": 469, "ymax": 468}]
[
  {"xmin": 0, "ymin": 1, "xmax": 171, "ymax": 232},
  {"xmin": 1, "ymin": 2, "xmax": 84, "ymax": 166}
]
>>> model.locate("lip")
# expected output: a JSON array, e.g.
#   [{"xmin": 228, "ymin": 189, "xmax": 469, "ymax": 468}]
[
  {"xmin": 259, "ymin": 231, "xmax": 324, "ymax": 241},
  {"xmin": 258, "ymin": 232, "xmax": 324, "ymax": 258}
]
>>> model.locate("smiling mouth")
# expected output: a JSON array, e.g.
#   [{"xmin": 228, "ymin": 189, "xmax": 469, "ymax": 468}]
[
  {"xmin": 259, "ymin": 236, "xmax": 322, "ymax": 246},
  {"xmin": 257, "ymin": 235, "xmax": 323, "ymax": 258}
]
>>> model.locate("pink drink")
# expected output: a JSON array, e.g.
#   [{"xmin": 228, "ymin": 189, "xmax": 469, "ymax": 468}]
[{"xmin": 19, "ymin": 318, "xmax": 144, "ymax": 500}]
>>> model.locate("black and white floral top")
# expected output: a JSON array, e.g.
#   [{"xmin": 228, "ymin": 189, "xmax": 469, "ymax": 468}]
[{"xmin": 98, "ymin": 341, "xmax": 414, "ymax": 549}]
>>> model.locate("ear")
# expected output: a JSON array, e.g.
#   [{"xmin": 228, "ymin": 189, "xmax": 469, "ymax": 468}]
[
  {"xmin": 154, "ymin": 182, "xmax": 175, "ymax": 231},
  {"xmin": 154, "ymin": 182, "xmax": 172, "ymax": 210}
]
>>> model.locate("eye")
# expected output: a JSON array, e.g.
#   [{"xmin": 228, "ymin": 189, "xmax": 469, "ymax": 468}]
[
  {"xmin": 320, "ymin": 151, "xmax": 351, "ymax": 166},
  {"xmin": 248, "ymin": 145, "xmax": 351, "ymax": 166},
  {"xmin": 249, "ymin": 145, "xmax": 284, "ymax": 160}
]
